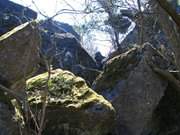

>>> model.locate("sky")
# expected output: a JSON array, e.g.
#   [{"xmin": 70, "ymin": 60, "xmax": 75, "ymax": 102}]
[
  {"xmin": 10, "ymin": 0, "xmax": 85, "ymax": 24},
  {"xmin": 10, "ymin": 0, "xmax": 113, "ymax": 56}
]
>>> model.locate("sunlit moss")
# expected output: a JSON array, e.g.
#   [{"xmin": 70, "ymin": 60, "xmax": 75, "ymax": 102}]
[{"xmin": 26, "ymin": 69, "xmax": 114, "ymax": 111}]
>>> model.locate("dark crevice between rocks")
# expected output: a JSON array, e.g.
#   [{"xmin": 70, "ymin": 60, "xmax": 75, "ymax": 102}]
[
  {"xmin": 144, "ymin": 84, "xmax": 180, "ymax": 135},
  {"xmin": 0, "ymin": 75, "xmax": 11, "ymax": 88},
  {"xmin": 0, "ymin": 75, "xmax": 13, "ymax": 106}
]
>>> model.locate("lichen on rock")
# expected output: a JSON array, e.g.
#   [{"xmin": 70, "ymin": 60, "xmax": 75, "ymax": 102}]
[{"xmin": 26, "ymin": 69, "xmax": 115, "ymax": 135}]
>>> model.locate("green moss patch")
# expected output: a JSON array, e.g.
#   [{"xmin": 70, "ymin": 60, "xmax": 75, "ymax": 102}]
[{"xmin": 26, "ymin": 69, "xmax": 114, "ymax": 110}]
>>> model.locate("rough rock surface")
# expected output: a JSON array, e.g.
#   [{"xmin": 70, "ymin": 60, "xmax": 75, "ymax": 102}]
[
  {"xmin": 0, "ymin": 0, "xmax": 37, "ymax": 36},
  {"xmin": 71, "ymin": 64, "xmax": 101, "ymax": 85},
  {"xmin": 39, "ymin": 20, "xmax": 98, "ymax": 73},
  {"xmin": 119, "ymin": 11, "xmax": 173, "ymax": 53},
  {"xmin": 0, "ymin": 102, "xmax": 19, "ymax": 135},
  {"xmin": 95, "ymin": 52, "xmax": 105, "ymax": 70},
  {"xmin": 142, "ymin": 85, "xmax": 180, "ymax": 135},
  {"xmin": 107, "ymin": 13, "xmax": 132, "ymax": 34},
  {"xmin": 93, "ymin": 44, "xmax": 172, "ymax": 135},
  {"xmin": 0, "ymin": 21, "xmax": 40, "ymax": 91},
  {"xmin": 26, "ymin": 69, "xmax": 115, "ymax": 135},
  {"xmin": 0, "ymin": 21, "xmax": 41, "ymax": 135},
  {"xmin": 40, "ymin": 20, "xmax": 80, "ymax": 41}
]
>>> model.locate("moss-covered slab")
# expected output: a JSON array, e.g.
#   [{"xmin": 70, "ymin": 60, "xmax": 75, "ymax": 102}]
[{"xmin": 26, "ymin": 69, "xmax": 115, "ymax": 135}]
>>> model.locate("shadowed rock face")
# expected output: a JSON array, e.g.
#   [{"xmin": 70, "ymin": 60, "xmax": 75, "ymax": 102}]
[
  {"xmin": 40, "ymin": 21, "xmax": 81, "ymax": 41},
  {"xmin": 0, "ymin": 0, "xmax": 37, "ymax": 36},
  {"xmin": 26, "ymin": 69, "xmax": 115, "ymax": 135},
  {"xmin": 119, "ymin": 11, "xmax": 173, "ymax": 52},
  {"xmin": 0, "ymin": 102, "xmax": 19, "ymax": 135},
  {"xmin": 71, "ymin": 64, "xmax": 102, "ymax": 86},
  {"xmin": 39, "ymin": 20, "xmax": 98, "ymax": 72},
  {"xmin": 141, "ymin": 85, "xmax": 180, "ymax": 135},
  {"xmin": 95, "ymin": 52, "xmax": 105, "ymax": 70},
  {"xmin": 93, "ymin": 43, "xmax": 173, "ymax": 135},
  {"xmin": 38, "ymin": 20, "xmax": 99, "ymax": 85},
  {"xmin": 0, "ymin": 21, "xmax": 40, "ymax": 90},
  {"xmin": 0, "ymin": 21, "xmax": 41, "ymax": 135},
  {"xmin": 107, "ymin": 14, "xmax": 132, "ymax": 34}
]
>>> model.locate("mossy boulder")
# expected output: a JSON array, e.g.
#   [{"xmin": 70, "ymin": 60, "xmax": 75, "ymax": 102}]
[{"xmin": 26, "ymin": 69, "xmax": 115, "ymax": 135}]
